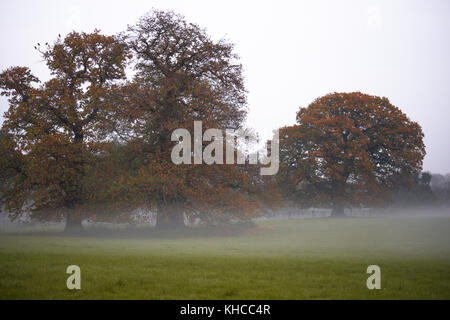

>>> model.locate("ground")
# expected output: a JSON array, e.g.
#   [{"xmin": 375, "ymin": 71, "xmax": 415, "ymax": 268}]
[{"xmin": 0, "ymin": 217, "xmax": 449, "ymax": 299}]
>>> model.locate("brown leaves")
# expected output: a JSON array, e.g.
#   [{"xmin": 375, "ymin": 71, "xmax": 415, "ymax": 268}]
[
  {"xmin": 43, "ymin": 30, "xmax": 129, "ymax": 84},
  {"xmin": 0, "ymin": 31, "xmax": 129, "ymax": 220},
  {"xmin": 94, "ymin": 10, "xmax": 255, "ymax": 224},
  {"xmin": 0, "ymin": 67, "xmax": 39, "ymax": 99},
  {"xmin": 279, "ymin": 92, "xmax": 425, "ymax": 210}
]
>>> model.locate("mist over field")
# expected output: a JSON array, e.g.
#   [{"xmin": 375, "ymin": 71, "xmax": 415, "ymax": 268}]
[{"xmin": 1, "ymin": 213, "xmax": 450, "ymax": 299}]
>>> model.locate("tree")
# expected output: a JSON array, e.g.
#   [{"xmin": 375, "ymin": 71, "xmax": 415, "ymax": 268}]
[
  {"xmin": 278, "ymin": 92, "xmax": 425, "ymax": 217},
  {"xmin": 0, "ymin": 31, "xmax": 129, "ymax": 231},
  {"xmin": 109, "ymin": 10, "xmax": 260, "ymax": 228},
  {"xmin": 392, "ymin": 171, "xmax": 436, "ymax": 207},
  {"xmin": 431, "ymin": 173, "xmax": 450, "ymax": 206}
]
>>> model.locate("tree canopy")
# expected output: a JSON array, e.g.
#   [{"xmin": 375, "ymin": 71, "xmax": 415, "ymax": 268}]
[
  {"xmin": 0, "ymin": 11, "xmax": 431, "ymax": 229},
  {"xmin": 277, "ymin": 92, "xmax": 426, "ymax": 216},
  {"xmin": 0, "ymin": 31, "xmax": 129, "ymax": 231},
  {"xmin": 0, "ymin": 10, "xmax": 266, "ymax": 230},
  {"xmin": 106, "ymin": 10, "xmax": 260, "ymax": 228}
]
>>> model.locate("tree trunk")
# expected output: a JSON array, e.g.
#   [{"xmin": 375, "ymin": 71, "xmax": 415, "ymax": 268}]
[
  {"xmin": 155, "ymin": 203, "xmax": 186, "ymax": 230},
  {"xmin": 64, "ymin": 212, "xmax": 83, "ymax": 233},
  {"xmin": 331, "ymin": 203, "xmax": 346, "ymax": 218}
]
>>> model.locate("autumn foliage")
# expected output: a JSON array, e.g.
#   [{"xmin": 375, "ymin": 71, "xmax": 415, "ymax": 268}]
[
  {"xmin": 104, "ymin": 11, "xmax": 261, "ymax": 228},
  {"xmin": 0, "ymin": 31, "xmax": 129, "ymax": 230},
  {"xmin": 0, "ymin": 11, "xmax": 427, "ymax": 229},
  {"xmin": 0, "ymin": 11, "xmax": 264, "ymax": 230},
  {"xmin": 278, "ymin": 92, "xmax": 425, "ymax": 216}
]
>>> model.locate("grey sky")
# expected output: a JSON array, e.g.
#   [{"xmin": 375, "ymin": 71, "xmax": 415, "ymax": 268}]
[{"xmin": 1, "ymin": 0, "xmax": 449, "ymax": 173}]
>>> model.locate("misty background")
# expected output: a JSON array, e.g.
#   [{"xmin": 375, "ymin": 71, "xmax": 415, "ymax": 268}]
[{"xmin": 1, "ymin": 0, "xmax": 449, "ymax": 175}]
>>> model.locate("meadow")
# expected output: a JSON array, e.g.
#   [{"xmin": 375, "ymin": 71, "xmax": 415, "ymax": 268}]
[{"xmin": 0, "ymin": 217, "xmax": 449, "ymax": 299}]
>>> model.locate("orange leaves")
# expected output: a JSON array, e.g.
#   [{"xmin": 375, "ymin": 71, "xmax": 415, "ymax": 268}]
[
  {"xmin": 94, "ymin": 10, "xmax": 255, "ymax": 224},
  {"xmin": 278, "ymin": 92, "xmax": 425, "ymax": 211},
  {"xmin": 0, "ymin": 12, "xmax": 261, "ymax": 226},
  {"xmin": 0, "ymin": 67, "xmax": 39, "ymax": 97},
  {"xmin": 0, "ymin": 31, "xmax": 130, "ymax": 221},
  {"xmin": 44, "ymin": 30, "xmax": 129, "ymax": 84}
]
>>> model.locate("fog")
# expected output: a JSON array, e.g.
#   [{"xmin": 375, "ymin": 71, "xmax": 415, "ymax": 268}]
[
  {"xmin": 1, "ymin": 2, "xmax": 450, "ymax": 303},
  {"xmin": 1, "ymin": 206, "xmax": 449, "ymax": 235}
]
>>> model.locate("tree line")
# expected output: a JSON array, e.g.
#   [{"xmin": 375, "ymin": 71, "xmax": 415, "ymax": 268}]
[{"xmin": 0, "ymin": 10, "xmax": 431, "ymax": 232}]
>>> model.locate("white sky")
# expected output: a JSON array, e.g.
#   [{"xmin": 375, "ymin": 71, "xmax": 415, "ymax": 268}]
[{"xmin": 1, "ymin": 0, "xmax": 449, "ymax": 173}]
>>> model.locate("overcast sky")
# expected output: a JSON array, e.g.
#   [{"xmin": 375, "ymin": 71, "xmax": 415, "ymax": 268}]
[{"xmin": 1, "ymin": 0, "xmax": 449, "ymax": 173}]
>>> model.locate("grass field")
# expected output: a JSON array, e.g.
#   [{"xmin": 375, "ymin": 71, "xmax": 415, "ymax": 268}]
[{"xmin": 1, "ymin": 217, "xmax": 450, "ymax": 299}]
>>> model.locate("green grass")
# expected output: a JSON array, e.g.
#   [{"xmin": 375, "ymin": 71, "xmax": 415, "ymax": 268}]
[{"xmin": 1, "ymin": 217, "xmax": 450, "ymax": 299}]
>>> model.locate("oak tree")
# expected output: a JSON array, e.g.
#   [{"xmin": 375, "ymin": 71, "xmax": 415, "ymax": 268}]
[
  {"xmin": 278, "ymin": 92, "xmax": 426, "ymax": 217},
  {"xmin": 0, "ymin": 31, "xmax": 129, "ymax": 231},
  {"xmin": 110, "ymin": 10, "xmax": 260, "ymax": 228}
]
